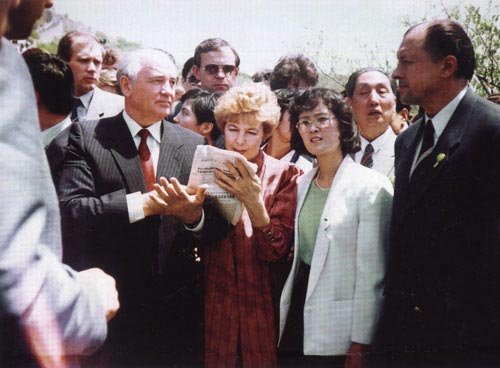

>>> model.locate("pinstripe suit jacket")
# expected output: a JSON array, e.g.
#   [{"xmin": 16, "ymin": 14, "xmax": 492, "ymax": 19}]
[{"xmin": 58, "ymin": 114, "xmax": 205, "ymax": 294}]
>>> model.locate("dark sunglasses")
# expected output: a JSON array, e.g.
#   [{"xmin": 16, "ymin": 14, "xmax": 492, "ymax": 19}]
[{"xmin": 202, "ymin": 64, "xmax": 237, "ymax": 75}]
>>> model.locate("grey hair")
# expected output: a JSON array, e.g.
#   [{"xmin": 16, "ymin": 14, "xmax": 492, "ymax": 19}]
[{"xmin": 117, "ymin": 48, "xmax": 176, "ymax": 82}]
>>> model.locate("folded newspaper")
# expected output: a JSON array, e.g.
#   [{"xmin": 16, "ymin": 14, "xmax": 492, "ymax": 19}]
[{"xmin": 188, "ymin": 145, "xmax": 258, "ymax": 225}]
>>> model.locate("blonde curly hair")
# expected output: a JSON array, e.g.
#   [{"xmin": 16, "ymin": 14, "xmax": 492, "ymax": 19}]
[{"xmin": 214, "ymin": 82, "xmax": 280, "ymax": 139}]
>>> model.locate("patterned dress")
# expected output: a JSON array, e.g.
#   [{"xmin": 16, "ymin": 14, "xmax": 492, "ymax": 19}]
[{"xmin": 204, "ymin": 151, "xmax": 300, "ymax": 368}]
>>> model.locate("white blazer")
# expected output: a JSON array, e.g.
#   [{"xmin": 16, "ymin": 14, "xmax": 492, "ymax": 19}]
[
  {"xmin": 279, "ymin": 156, "xmax": 393, "ymax": 356},
  {"xmin": 86, "ymin": 87, "xmax": 124, "ymax": 120}
]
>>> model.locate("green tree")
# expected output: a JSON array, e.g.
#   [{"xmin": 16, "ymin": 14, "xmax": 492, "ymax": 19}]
[
  {"xmin": 403, "ymin": 0, "xmax": 500, "ymax": 97},
  {"xmin": 37, "ymin": 40, "xmax": 58, "ymax": 54}
]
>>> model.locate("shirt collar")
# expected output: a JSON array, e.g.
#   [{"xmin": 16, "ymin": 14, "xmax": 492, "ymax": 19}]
[
  {"xmin": 360, "ymin": 126, "xmax": 392, "ymax": 153},
  {"xmin": 425, "ymin": 86, "xmax": 467, "ymax": 140},
  {"xmin": 41, "ymin": 114, "xmax": 72, "ymax": 147},
  {"xmin": 77, "ymin": 89, "xmax": 95, "ymax": 109},
  {"xmin": 122, "ymin": 110, "xmax": 162, "ymax": 144}
]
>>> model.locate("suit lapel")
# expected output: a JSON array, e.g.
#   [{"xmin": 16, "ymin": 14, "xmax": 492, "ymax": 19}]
[
  {"xmin": 396, "ymin": 90, "xmax": 473, "ymax": 227},
  {"xmin": 86, "ymin": 88, "xmax": 102, "ymax": 119},
  {"xmin": 306, "ymin": 157, "xmax": 351, "ymax": 301},
  {"xmin": 95, "ymin": 114, "xmax": 146, "ymax": 193},
  {"xmin": 391, "ymin": 120, "xmax": 422, "ymax": 230},
  {"xmin": 156, "ymin": 121, "xmax": 183, "ymax": 180}
]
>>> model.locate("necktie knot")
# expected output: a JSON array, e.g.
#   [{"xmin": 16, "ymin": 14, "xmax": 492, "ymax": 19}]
[{"xmin": 361, "ymin": 143, "xmax": 374, "ymax": 168}]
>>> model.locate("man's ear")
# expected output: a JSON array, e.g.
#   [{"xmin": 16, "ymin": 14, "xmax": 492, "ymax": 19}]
[
  {"xmin": 120, "ymin": 76, "xmax": 131, "ymax": 97},
  {"xmin": 400, "ymin": 107, "xmax": 410, "ymax": 123},
  {"xmin": 192, "ymin": 65, "xmax": 201, "ymax": 80},
  {"xmin": 199, "ymin": 122, "xmax": 213, "ymax": 135},
  {"xmin": 442, "ymin": 55, "xmax": 458, "ymax": 78}
]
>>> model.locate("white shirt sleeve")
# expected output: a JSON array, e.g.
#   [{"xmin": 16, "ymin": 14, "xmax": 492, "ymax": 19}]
[{"xmin": 127, "ymin": 191, "xmax": 145, "ymax": 223}]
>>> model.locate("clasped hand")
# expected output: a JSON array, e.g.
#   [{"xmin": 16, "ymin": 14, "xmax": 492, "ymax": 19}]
[{"xmin": 143, "ymin": 177, "xmax": 205, "ymax": 225}]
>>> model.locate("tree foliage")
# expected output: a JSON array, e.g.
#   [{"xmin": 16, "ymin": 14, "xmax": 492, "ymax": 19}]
[{"xmin": 403, "ymin": 0, "xmax": 500, "ymax": 97}]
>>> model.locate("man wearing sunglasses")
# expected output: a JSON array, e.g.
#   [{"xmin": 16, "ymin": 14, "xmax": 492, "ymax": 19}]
[{"xmin": 192, "ymin": 38, "xmax": 239, "ymax": 94}]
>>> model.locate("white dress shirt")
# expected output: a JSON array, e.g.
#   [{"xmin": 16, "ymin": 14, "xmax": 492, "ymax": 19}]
[
  {"xmin": 354, "ymin": 127, "xmax": 396, "ymax": 177},
  {"xmin": 74, "ymin": 89, "xmax": 94, "ymax": 122},
  {"xmin": 410, "ymin": 87, "xmax": 468, "ymax": 174},
  {"xmin": 123, "ymin": 111, "xmax": 162, "ymax": 223},
  {"xmin": 123, "ymin": 111, "xmax": 204, "ymax": 230},
  {"xmin": 41, "ymin": 114, "xmax": 72, "ymax": 148}
]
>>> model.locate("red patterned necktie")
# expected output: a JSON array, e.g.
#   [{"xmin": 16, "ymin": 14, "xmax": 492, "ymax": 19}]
[
  {"xmin": 361, "ymin": 143, "xmax": 374, "ymax": 168},
  {"xmin": 138, "ymin": 129, "xmax": 155, "ymax": 192}
]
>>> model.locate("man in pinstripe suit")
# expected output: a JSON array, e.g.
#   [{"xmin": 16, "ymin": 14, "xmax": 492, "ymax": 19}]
[{"xmin": 58, "ymin": 48, "xmax": 209, "ymax": 366}]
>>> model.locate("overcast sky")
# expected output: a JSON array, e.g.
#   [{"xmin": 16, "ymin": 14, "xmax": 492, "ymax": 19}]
[{"xmin": 54, "ymin": 0, "xmax": 496, "ymax": 75}]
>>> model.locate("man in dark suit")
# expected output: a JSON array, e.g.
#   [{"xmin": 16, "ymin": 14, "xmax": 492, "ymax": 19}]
[
  {"xmin": 375, "ymin": 19, "xmax": 500, "ymax": 367},
  {"xmin": 23, "ymin": 52, "xmax": 73, "ymax": 183},
  {"xmin": 58, "ymin": 48, "xmax": 210, "ymax": 366}
]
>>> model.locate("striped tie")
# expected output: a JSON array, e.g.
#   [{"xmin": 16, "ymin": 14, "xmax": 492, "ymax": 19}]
[{"xmin": 361, "ymin": 143, "xmax": 374, "ymax": 168}]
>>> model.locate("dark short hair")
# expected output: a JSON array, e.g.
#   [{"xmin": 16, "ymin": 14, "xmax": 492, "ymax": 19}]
[
  {"xmin": 57, "ymin": 31, "xmax": 102, "ymax": 62},
  {"xmin": 193, "ymin": 38, "xmax": 240, "ymax": 67},
  {"xmin": 344, "ymin": 67, "xmax": 397, "ymax": 99},
  {"xmin": 181, "ymin": 89, "xmax": 222, "ymax": 141},
  {"xmin": 24, "ymin": 53, "xmax": 74, "ymax": 115},
  {"xmin": 290, "ymin": 88, "xmax": 360, "ymax": 157},
  {"xmin": 270, "ymin": 54, "xmax": 319, "ymax": 91},
  {"xmin": 182, "ymin": 57, "xmax": 195, "ymax": 80},
  {"xmin": 274, "ymin": 88, "xmax": 299, "ymax": 125},
  {"xmin": 411, "ymin": 19, "xmax": 476, "ymax": 80},
  {"xmin": 251, "ymin": 69, "xmax": 272, "ymax": 83}
]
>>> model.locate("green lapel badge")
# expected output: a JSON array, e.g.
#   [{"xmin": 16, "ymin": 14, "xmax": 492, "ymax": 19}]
[{"xmin": 433, "ymin": 153, "xmax": 446, "ymax": 168}]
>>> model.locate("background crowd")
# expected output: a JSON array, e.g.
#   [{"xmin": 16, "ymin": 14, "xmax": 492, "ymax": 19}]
[{"xmin": 1, "ymin": 1, "xmax": 500, "ymax": 368}]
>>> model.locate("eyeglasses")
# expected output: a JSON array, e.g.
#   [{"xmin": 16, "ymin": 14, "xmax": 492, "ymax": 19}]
[
  {"xmin": 202, "ymin": 64, "xmax": 237, "ymax": 76},
  {"xmin": 296, "ymin": 116, "xmax": 336, "ymax": 132}
]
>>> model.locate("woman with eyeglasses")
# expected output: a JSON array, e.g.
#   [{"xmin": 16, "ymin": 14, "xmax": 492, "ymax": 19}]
[
  {"xmin": 278, "ymin": 88, "xmax": 393, "ymax": 367},
  {"xmin": 203, "ymin": 83, "xmax": 301, "ymax": 368}
]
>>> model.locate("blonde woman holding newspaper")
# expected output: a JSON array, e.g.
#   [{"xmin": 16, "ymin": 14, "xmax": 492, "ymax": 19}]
[{"xmin": 203, "ymin": 83, "xmax": 300, "ymax": 368}]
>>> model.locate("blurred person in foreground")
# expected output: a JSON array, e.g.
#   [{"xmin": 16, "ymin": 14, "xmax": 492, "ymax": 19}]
[
  {"xmin": 203, "ymin": 83, "xmax": 300, "ymax": 367},
  {"xmin": 0, "ymin": 0, "xmax": 118, "ymax": 366},
  {"xmin": 278, "ymin": 88, "xmax": 393, "ymax": 368}
]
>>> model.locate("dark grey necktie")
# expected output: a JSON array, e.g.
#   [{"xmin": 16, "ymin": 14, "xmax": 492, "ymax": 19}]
[
  {"xmin": 361, "ymin": 143, "xmax": 374, "ymax": 168},
  {"xmin": 417, "ymin": 119, "xmax": 435, "ymax": 160},
  {"xmin": 70, "ymin": 98, "xmax": 82, "ymax": 122}
]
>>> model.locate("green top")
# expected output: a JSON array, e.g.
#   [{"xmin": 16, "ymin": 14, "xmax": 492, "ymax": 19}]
[{"xmin": 297, "ymin": 179, "xmax": 330, "ymax": 265}]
